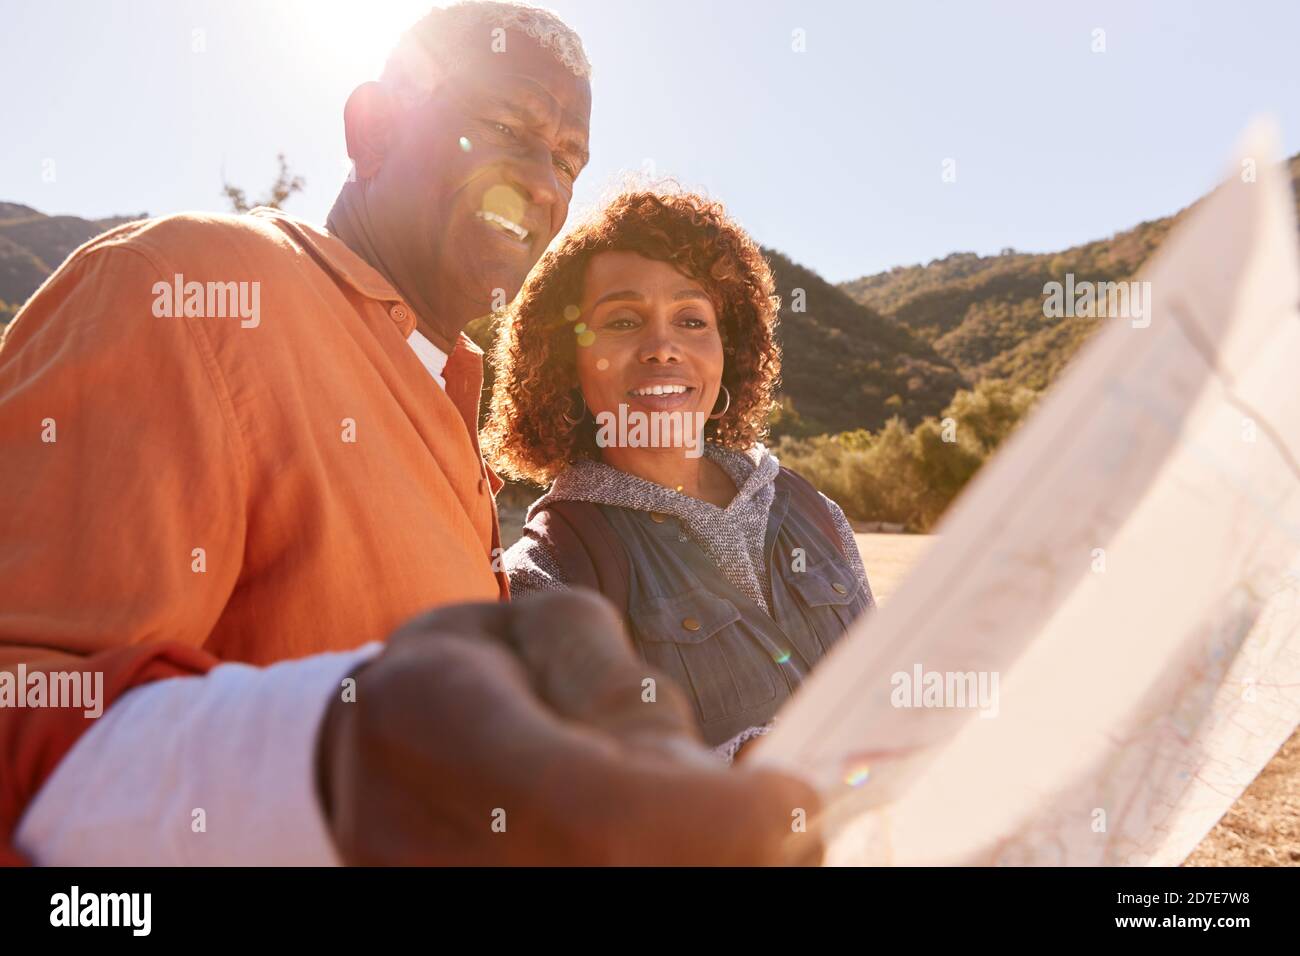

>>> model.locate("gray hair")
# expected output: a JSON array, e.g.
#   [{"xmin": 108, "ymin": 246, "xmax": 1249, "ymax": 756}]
[{"xmin": 381, "ymin": 2, "xmax": 590, "ymax": 110}]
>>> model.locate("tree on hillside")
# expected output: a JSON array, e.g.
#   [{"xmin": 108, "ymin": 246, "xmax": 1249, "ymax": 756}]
[
  {"xmin": 774, "ymin": 378, "xmax": 1038, "ymax": 531},
  {"xmin": 222, "ymin": 153, "xmax": 305, "ymax": 213}
]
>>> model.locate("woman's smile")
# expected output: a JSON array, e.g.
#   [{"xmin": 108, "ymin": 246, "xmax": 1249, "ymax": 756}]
[{"xmin": 625, "ymin": 379, "xmax": 697, "ymax": 412}]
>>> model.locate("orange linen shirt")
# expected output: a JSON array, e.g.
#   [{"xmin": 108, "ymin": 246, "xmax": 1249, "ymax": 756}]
[{"xmin": 0, "ymin": 207, "xmax": 508, "ymax": 862}]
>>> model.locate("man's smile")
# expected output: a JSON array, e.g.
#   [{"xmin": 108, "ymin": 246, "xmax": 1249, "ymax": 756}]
[{"xmin": 475, "ymin": 209, "xmax": 531, "ymax": 242}]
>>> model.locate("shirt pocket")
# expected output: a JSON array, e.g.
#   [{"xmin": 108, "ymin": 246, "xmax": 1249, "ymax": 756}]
[
  {"xmin": 786, "ymin": 555, "xmax": 866, "ymax": 655},
  {"xmin": 790, "ymin": 555, "xmax": 862, "ymax": 605},
  {"xmin": 629, "ymin": 587, "xmax": 776, "ymax": 725}
]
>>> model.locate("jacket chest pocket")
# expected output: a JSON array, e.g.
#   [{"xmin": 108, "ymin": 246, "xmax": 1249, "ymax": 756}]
[
  {"xmin": 784, "ymin": 555, "xmax": 867, "ymax": 657},
  {"xmin": 629, "ymin": 588, "xmax": 777, "ymax": 726}
]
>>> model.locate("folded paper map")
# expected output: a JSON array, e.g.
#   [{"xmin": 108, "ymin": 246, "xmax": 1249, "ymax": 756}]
[{"xmin": 752, "ymin": 120, "xmax": 1300, "ymax": 866}]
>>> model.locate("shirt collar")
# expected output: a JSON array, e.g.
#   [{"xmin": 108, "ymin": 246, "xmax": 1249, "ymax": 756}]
[
  {"xmin": 246, "ymin": 207, "xmax": 503, "ymax": 498},
  {"xmin": 250, "ymin": 205, "xmax": 401, "ymax": 304},
  {"xmin": 249, "ymin": 205, "xmax": 482, "ymax": 360}
]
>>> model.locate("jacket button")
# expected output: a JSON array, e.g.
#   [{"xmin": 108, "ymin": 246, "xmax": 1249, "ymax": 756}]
[
  {"xmin": 649, "ymin": 512, "xmax": 667, "ymax": 524},
  {"xmin": 389, "ymin": 304, "xmax": 408, "ymax": 323},
  {"xmin": 681, "ymin": 617, "xmax": 701, "ymax": 632},
  {"xmin": 832, "ymin": 582, "xmax": 848, "ymax": 595}
]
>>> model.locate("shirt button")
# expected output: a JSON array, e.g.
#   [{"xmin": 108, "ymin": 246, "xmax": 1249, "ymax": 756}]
[
  {"xmin": 389, "ymin": 304, "xmax": 408, "ymax": 323},
  {"xmin": 649, "ymin": 512, "xmax": 667, "ymax": 524},
  {"xmin": 832, "ymin": 582, "xmax": 848, "ymax": 595},
  {"xmin": 681, "ymin": 617, "xmax": 701, "ymax": 632}
]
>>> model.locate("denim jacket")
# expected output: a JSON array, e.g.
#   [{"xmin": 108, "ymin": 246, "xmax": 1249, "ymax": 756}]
[{"xmin": 505, "ymin": 446, "xmax": 874, "ymax": 747}]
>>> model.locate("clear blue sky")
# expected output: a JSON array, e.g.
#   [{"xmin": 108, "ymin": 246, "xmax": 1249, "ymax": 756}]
[{"xmin": 3, "ymin": 0, "xmax": 1298, "ymax": 282}]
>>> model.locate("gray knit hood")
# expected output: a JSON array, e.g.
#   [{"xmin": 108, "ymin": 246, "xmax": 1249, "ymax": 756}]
[{"xmin": 526, "ymin": 443, "xmax": 783, "ymax": 612}]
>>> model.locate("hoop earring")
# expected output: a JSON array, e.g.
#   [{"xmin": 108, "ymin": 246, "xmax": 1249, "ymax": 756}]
[
  {"xmin": 562, "ymin": 393, "xmax": 588, "ymax": 425},
  {"xmin": 708, "ymin": 385, "xmax": 731, "ymax": 421}
]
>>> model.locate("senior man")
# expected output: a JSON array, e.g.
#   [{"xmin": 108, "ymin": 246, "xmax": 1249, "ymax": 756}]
[{"xmin": 0, "ymin": 2, "xmax": 818, "ymax": 865}]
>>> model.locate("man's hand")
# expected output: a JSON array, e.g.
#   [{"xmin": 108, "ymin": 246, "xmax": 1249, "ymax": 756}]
[{"xmin": 316, "ymin": 589, "xmax": 822, "ymax": 865}]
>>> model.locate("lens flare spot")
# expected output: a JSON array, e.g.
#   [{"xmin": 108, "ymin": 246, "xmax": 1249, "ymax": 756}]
[
  {"xmin": 844, "ymin": 763, "xmax": 871, "ymax": 788},
  {"xmin": 773, "ymin": 649, "xmax": 791, "ymax": 665},
  {"xmin": 563, "ymin": 304, "xmax": 581, "ymax": 322},
  {"xmin": 458, "ymin": 136, "xmax": 472, "ymax": 152},
  {"xmin": 577, "ymin": 330, "xmax": 596, "ymax": 347},
  {"xmin": 596, "ymin": 358, "xmax": 610, "ymax": 371},
  {"xmin": 573, "ymin": 322, "xmax": 587, "ymax": 334}
]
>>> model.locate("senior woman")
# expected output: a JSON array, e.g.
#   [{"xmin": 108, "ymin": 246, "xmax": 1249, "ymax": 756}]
[{"xmin": 484, "ymin": 189, "xmax": 875, "ymax": 758}]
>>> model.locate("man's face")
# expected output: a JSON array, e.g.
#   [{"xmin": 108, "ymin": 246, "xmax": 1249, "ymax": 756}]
[{"xmin": 370, "ymin": 36, "xmax": 591, "ymax": 319}]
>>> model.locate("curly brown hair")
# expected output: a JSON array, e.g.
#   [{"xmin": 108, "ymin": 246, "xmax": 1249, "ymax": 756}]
[{"xmin": 483, "ymin": 188, "xmax": 782, "ymax": 487}]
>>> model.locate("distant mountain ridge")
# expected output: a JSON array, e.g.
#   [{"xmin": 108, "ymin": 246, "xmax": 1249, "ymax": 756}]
[
  {"xmin": 761, "ymin": 248, "xmax": 966, "ymax": 434},
  {"xmin": 8, "ymin": 156, "xmax": 1298, "ymax": 433},
  {"xmin": 0, "ymin": 202, "xmax": 145, "ymax": 320},
  {"xmin": 840, "ymin": 155, "xmax": 1300, "ymax": 392},
  {"xmin": 0, "ymin": 202, "xmax": 967, "ymax": 437}
]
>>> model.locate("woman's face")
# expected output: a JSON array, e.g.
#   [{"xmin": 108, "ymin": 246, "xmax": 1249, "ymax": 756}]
[{"xmin": 574, "ymin": 251, "xmax": 725, "ymax": 450}]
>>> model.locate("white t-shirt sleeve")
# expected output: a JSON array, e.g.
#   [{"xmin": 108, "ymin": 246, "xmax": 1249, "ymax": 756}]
[{"xmin": 14, "ymin": 642, "xmax": 382, "ymax": 866}]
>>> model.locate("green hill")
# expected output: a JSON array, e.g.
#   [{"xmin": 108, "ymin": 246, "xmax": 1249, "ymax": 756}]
[
  {"xmin": 0, "ymin": 203, "xmax": 145, "ymax": 316},
  {"xmin": 761, "ymin": 249, "xmax": 967, "ymax": 435},
  {"xmin": 8, "ymin": 154, "xmax": 1299, "ymax": 433},
  {"xmin": 841, "ymin": 155, "xmax": 1300, "ymax": 392}
]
